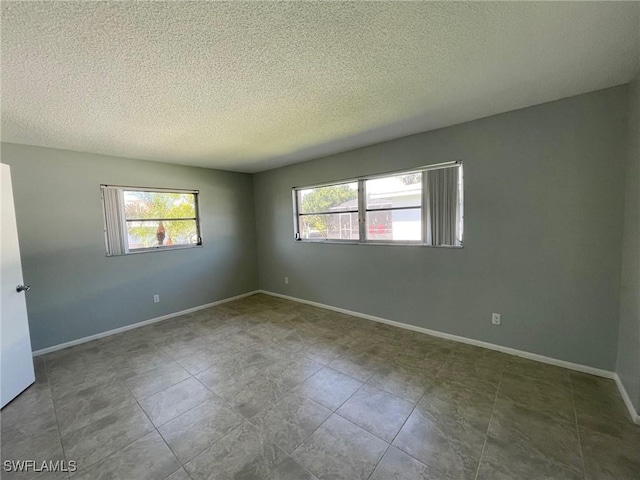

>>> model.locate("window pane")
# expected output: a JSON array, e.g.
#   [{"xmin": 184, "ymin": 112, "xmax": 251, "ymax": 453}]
[
  {"xmin": 297, "ymin": 182, "xmax": 358, "ymax": 214},
  {"xmin": 124, "ymin": 191, "xmax": 196, "ymax": 220},
  {"xmin": 366, "ymin": 174, "xmax": 422, "ymax": 210},
  {"xmin": 126, "ymin": 219, "xmax": 198, "ymax": 249},
  {"xmin": 298, "ymin": 213, "xmax": 359, "ymax": 240},
  {"xmin": 366, "ymin": 208, "xmax": 421, "ymax": 241}
]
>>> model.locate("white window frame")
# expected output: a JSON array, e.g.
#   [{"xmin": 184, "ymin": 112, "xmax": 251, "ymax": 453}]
[
  {"xmin": 292, "ymin": 161, "xmax": 463, "ymax": 247},
  {"xmin": 363, "ymin": 170, "xmax": 424, "ymax": 245},
  {"xmin": 292, "ymin": 180, "xmax": 360, "ymax": 244},
  {"xmin": 101, "ymin": 185, "xmax": 202, "ymax": 256}
]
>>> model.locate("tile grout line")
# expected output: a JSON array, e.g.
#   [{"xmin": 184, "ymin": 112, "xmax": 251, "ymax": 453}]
[
  {"xmin": 289, "ymin": 459, "xmax": 320, "ymax": 480},
  {"xmin": 190, "ymin": 370, "xmax": 258, "ymax": 423},
  {"xmin": 376, "ymin": 388, "xmax": 428, "ymax": 468},
  {"xmin": 24, "ymin": 303, "xmax": 274, "ymax": 479},
  {"xmin": 46, "ymin": 313, "xmax": 366, "ymax": 479},
  {"xmin": 116, "ymin": 327, "xmax": 236, "ymax": 480},
  {"xmin": 96, "ymin": 327, "xmax": 191, "ymax": 399},
  {"xmin": 292, "ymin": 407, "xmax": 388, "ymax": 479},
  {"xmin": 93, "ymin": 338, "xmax": 193, "ymax": 478},
  {"xmin": 177, "ymin": 368, "xmax": 284, "ymax": 468},
  {"xmin": 293, "ymin": 370, "xmax": 367, "ymax": 435},
  {"xmin": 365, "ymin": 441, "xmax": 390, "ymax": 480},
  {"xmin": 131, "ymin": 392, "xmax": 184, "ymax": 480},
  {"xmin": 45, "ymin": 350, "xmax": 126, "ymax": 478},
  {"xmin": 365, "ymin": 347, "xmax": 458, "ymax": 478},
  {"xmin": 287, "ymin": 364, "xmax": 372, "ymax": 476},
  {"xmin": 434, "ymin": 347, "xmax": 455, "ymax": 378},
  {"xmin": 239, "ymin": 319, "xmax": 356, "ymax": 478},
  {"xmin": 322, "ymin": 340, "xmax": 453, "ymax": 478},
  {"xmin": 41, "ymin": 357, "xmax": 72, "ymax": 480},
  {"xmin": 473, "ymin": 368, "xmax": 504, "ymax": 480},
  {"xmin": 244, "ymin": 387, "xmax": 323, "ymax": 439},
  {"xmin": 358, "ymin": 364, "xmax": 418, "ymax": 480},
  {"xmin": 183, "ymin": 419, "xmax": 252, "ymax": 474},
  {"xmin": 69, "ymin": 374, "xmax": 184, "ymax": 478},
  {"xmin": 568, "ymin": 372, "xmax": 588, "ymax": 480},
  {"xmin": 365, "ymin": 376, "xmax": 449, "ymax": 476}
]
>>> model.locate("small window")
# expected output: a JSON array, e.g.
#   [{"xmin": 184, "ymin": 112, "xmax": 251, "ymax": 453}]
[
  {"xmin": 365, "ymin": 173, "xmax": 423, "ymax": 242},
  {"xmin": 295, "ymin": 182, "xmax": 359, "ymax": 241},
  {"xmin": 292, "ymin": 162, "xmax": 463, "ymax": 247},
  {"xmin": 101, "ymin": 186, "xmax": 201, "ymax": 256}
]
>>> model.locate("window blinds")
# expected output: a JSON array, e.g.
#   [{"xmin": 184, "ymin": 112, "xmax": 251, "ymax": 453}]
[
  {"xmin": 426, "ymin": 165, "xmax": 462, "ymax": 247},
  {"xmin": 101, "ymin": 186, "xmax": 125, "ymax": 256}
]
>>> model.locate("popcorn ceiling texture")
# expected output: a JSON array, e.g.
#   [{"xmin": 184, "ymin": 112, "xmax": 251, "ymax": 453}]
[{"xmin": 1, "ymin": 1, "xmax": 638, "ymax": 172}]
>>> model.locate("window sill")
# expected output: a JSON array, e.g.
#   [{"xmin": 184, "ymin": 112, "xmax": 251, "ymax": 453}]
[
  {"xmin": 294, "ymin": 240, "xmax": 463, "ymax": 248},
  {"xmin": 106, "ymin": 244, "xmax": 203, "ymax": 257}
]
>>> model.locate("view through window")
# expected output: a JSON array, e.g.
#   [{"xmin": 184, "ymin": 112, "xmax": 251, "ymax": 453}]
[
  {"xmin": 296, "ymin": 182, "xmax": 359, "ymax": 241},
  {"xmin": 293, "ymin": 163, "xmax": 463, "ymax": 246},
  {"xmin": 102, "ymin": 186, "xmax": 201, "ymax": 255}
]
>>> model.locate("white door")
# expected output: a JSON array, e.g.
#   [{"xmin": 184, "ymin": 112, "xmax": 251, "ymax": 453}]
[{"xmin": 1, "ymin": 163, "xmax": 34, "ymax": 408}]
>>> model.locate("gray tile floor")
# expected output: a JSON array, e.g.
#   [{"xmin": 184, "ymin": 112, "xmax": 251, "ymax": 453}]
[{"xmin": 1, "ymin": 294, "xmax": 639, "ymax": 480}]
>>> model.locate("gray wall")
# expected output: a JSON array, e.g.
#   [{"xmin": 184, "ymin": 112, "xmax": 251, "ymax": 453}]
[
  {"xmin": 1, "ymin": 143, "xmax": 259, "ymax": 351},
  {"xmin": 616, "ymin": 71, "xmax": 640, "ymax": 412},
  {"xmin": 253, "ymin": 86, "xmax": 628, "ymax": 371}
]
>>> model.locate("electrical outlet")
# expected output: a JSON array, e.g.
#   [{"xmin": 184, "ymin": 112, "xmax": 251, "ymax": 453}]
[
  {"xmin": 284, "ymin": 277, "xmax": 289, "ymax": 285},
  {"xmin": 153, "ymin": 294, "xmax": 160, "ymax": 303},
  {"xmin": 492, "ymin": 313, "xmax": 501, "ymax": 325}
]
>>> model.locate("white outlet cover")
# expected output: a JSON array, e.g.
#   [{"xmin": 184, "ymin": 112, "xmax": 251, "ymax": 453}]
[{"xmin": 492, "ymin": 313, "xmax": 501, "ymax": 325}]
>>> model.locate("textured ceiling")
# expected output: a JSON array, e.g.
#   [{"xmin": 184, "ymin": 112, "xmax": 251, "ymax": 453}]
[{"xmin": 1, "ymin": 2, "xmax": 639, "ymax": 173}]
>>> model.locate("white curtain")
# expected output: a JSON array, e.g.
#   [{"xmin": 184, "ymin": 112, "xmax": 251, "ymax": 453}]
[
  {"xmin": 426, "ymin": 166, "xmax": 461, "ymax": 246},
  {"xmin": 102, "ymin": 186, "xmax": 125, "ymax": 256}
]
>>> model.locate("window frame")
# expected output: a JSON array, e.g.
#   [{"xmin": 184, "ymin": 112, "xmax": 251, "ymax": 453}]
[
  {"xmin": 292, "ymin": 161, "xmax": 463, "ymax": 248},
  {"xmin": 101, "ymin": 185, "xmax": 203, "ymax": 256},
  {"xmin": 293, "ymin": 180, "xmax": 360, "ymax": 243},
  {"xmin": 363, "ymin": 171, "xmax": 424, "ymax": 245}
]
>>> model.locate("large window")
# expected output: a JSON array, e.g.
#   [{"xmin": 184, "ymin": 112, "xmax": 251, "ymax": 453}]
[
  {"xmin": 293, "ymin": 162, "xmax": 463, "ymax": 247},
  {"xmin": 101, "ymin": 185, "xmax": 201, "ymax": 256}
]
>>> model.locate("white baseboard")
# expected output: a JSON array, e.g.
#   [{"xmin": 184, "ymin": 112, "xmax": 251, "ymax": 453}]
[
  {"xmin": 614, "ymin": 374, "xmax": 640, "ymax": 424},
  {"xmin": 32, "ymin": 290, "xmax": 259, "ymax": 357},
  {"xmin": 260, "ymin": 290, "xmax": 640, "ymax": 423},
  {"xmin": 258, "ymin": 290, "xmax": 616, "ymax": 379},
  {"xmin": 34, "ymin": 287, "xmax": 639, "ymax": 425}
]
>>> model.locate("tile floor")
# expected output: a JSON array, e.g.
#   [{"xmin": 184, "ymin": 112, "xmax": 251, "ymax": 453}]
[{"xmin": 1, "ymin": 294, "xmax": 639, "ymax": 480}]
